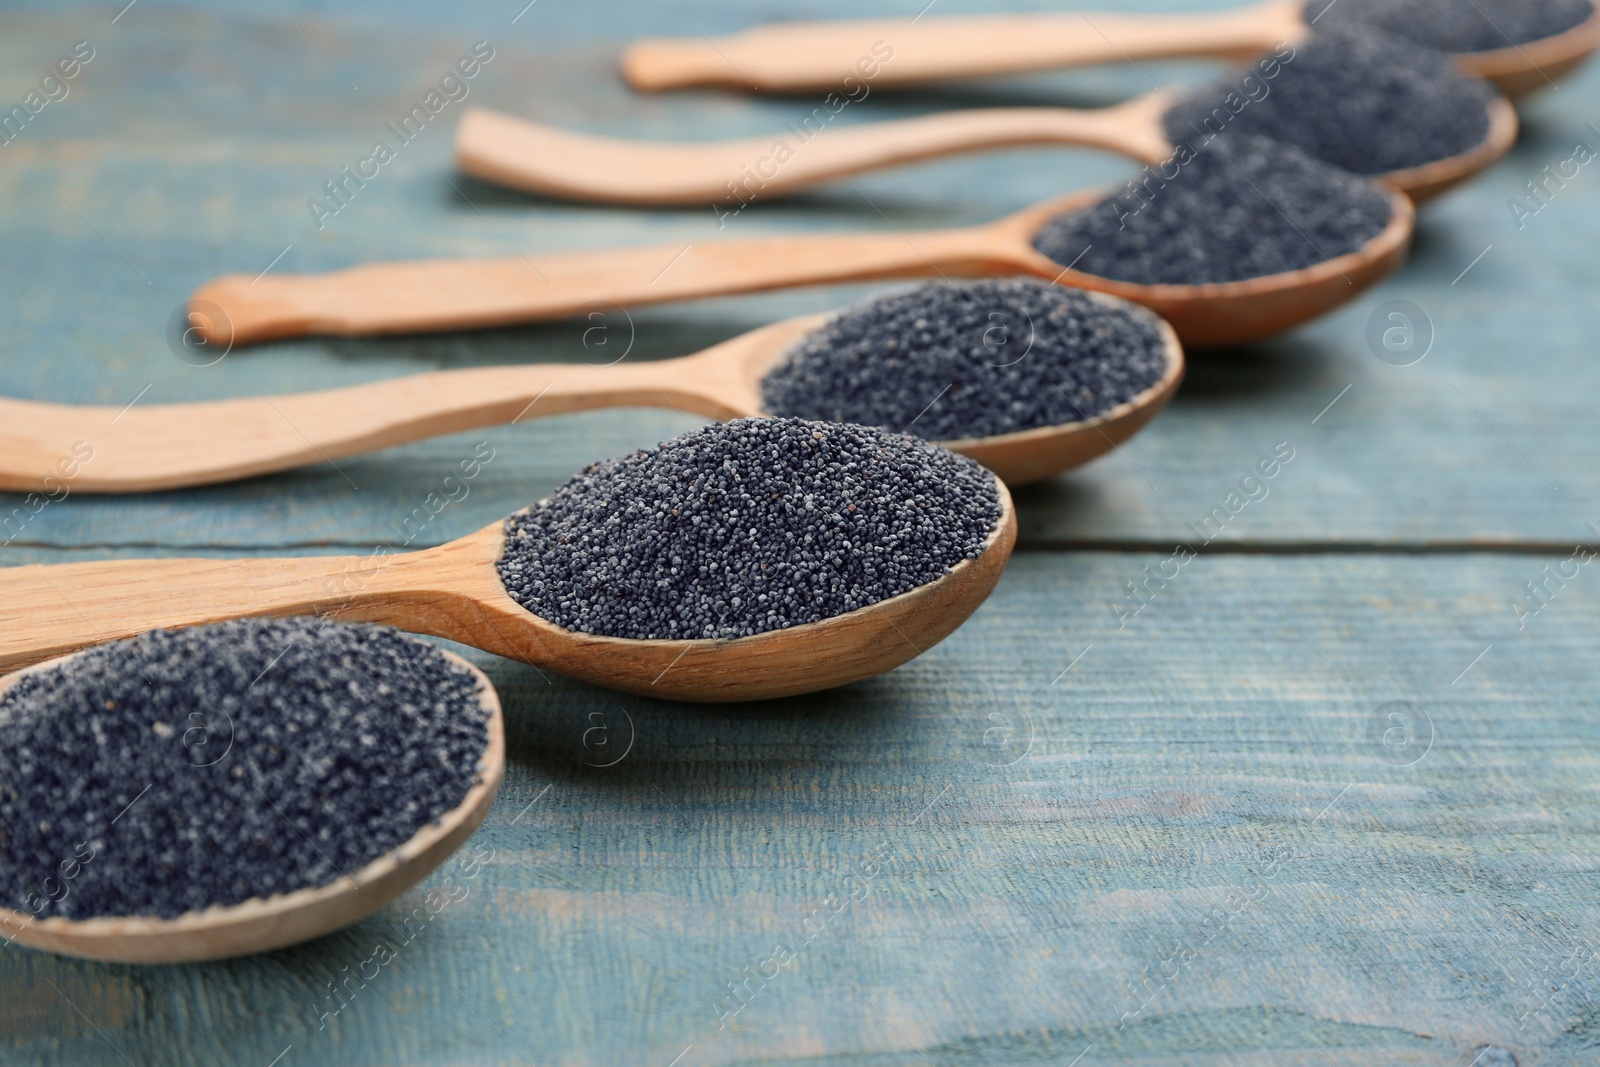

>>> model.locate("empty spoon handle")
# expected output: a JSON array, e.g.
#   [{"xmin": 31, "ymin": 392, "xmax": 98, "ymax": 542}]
[
  {"xmin": 621, "ymin": 0, "xmax": 1298, "ymax": 92},
  {"xmin": 0, "ymin": 358, "xmax": 732, "ymax": 494},
  {"xmin": 456, "ymin": 102, "xmax": 1173, "ymax": 205},
  {"xmin": 191, "ymin": 228, "xmax": 1009, "ymax": 345},
  {"xmin": 0, "ymin": 551, "xmax": 450, "ymax": 674}
]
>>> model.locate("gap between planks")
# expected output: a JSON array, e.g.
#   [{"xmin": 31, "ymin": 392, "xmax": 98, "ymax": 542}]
[{"xmin": 3, "ymin": 539, "xmax": 1599, "ymax": 557}]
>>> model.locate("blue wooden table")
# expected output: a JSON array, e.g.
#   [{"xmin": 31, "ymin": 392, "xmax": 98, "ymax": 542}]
[{"xmin": 4, "ymin": 1, "xmax": 1600, "ymax": 1063}]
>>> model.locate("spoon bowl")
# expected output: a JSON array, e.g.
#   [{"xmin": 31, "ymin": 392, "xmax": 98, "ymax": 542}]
[
  {"xmin": 456, "ymin": 87, "xmax": 1512, "ymax": 206},
  {"xmin": 189, "ymin": 183, "xmax": 1412, "ymax": 350},
  {"xmin": 620, "ymin": 0, "xmax": 1599, "ymax": 99},
  {"xmin": 941, "ymin": 364, "xmax": 1180, "ymax": 487},
  {"xmin": 1002, "ymin": 186, "xmax": 1415, "ymax": 349},
  {"xmin": 0, "ymin": 296, "xmax": 1182, "ymax": 492},
  {"xmin": 1378, "ymin": 93, "xmax": 1519, "ymax": 202},
  {"xmin": 0, "ymin": 649, "xmax": 503, "ymax": 964},
  {"xmin": 0, "ymin": 483, "xmax": 1015, "ymax": 702},
  {"xmin": 1448, "ymin": 1, "xmax": 1600, "ymax": 97}
]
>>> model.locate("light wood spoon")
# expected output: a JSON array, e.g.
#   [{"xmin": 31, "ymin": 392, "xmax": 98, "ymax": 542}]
[
  {"xmin": 0, "ymin": 482, "xmax": 1016, "ymax": 702},
  {"xmin": 0, "ymin": 303, "xmax": 1183, "ymax": 493},
  {"xmin": 0, "ymin": 648, "xmax": 503, "ymax": 964},
  {"xmin": 189, "ymin": 185, "xmax": 1413, "ymax": 350},
  {"xmin": 620, "ymin": 0, "xmax": 1600, "ymax": 99},
  {"xmin": 456, "ymin": 88, "xmax": 1515, "ymax": 206}
]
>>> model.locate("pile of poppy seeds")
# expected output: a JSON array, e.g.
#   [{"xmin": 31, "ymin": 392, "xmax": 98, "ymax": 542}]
[
  {"xmin": 1306, "ymin": 0, "xmax": 1594, "ymax": 53},
  {"xmin": 1032, "ymin": 133, "xmax": 1393, "ymax": 285},
  {"xmin": 761, "ymin": 280, "xmax": 1170, "ymax": 440},
  {"xmin": 495, "ymin": 418, "xmax": 1001, "ymax": 641},
  {"xmin": 0, "ymin": 619, "xmax": 489, "ymax": 921},
  {"xmin": 1164, "ymin": 27, "xmax": 1496, "ymax": 176}
]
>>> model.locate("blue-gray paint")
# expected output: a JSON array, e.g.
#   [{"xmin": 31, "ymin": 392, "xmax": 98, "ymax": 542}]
[{"xmin": 3, "ymin": 1, "xmax": 1599, "ymax": 1064}]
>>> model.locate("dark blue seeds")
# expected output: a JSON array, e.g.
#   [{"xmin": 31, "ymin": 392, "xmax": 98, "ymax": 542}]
[
  {"xmin": 760, "ymin": 280, "xmax": 1170, "ymax": 441},
  {"xmin": 495, "ymin": 418, "xmax": 1002, "ymax": 641},
  {"xmin": 1032, "ymin": 133, "xmax": 1394, "ymax": 286},
  {"xmin": 1306, "ymin": 0, "xmax": 1594, "ymax": 53},
  {"xmin": 0, "ymin": 619, "xmax": 489, "ymax": 921},
  {"xmin": 1164, "ymin": 27, "xmax": 1496, "ymax": 176}
]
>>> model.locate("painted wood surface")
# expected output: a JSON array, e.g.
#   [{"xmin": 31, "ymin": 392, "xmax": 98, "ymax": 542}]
[
  {"xmin": 2, "ymin": 4, "xmax": 1597, "ymax": 551},
  {"xmin": 6, "ymin": 547, "xmax": 1600, "ymax": 1066},
  {"xmin": 2, "ymin": 0, "xmax": 1599, "ymax": 1064}
]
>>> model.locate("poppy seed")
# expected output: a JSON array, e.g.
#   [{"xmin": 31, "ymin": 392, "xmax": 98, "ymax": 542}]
[
  {"xmin": 760, "ymin": 279, "xmax": 1170, "ymax": 441},
  {"xmin": 1305, "ymin": 0, "xmax": 1594, "ymax": 53},
  {"xmin": 0, "ymin": 619, "xmax": 489, "ymax": 921},
  {"xmin": 1164, "ymin": 27, "xmax": 1496, "ymax": 176},
  {"xmin": 1032, "ymin": 133, "xmax": 1394, "ymax": 286},
  {"xmin": 495, "ymin": 418, "xmax": 1002, "ymax": 641}
]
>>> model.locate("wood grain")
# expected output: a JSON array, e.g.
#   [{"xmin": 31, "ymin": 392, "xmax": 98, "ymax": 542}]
[
  {"xmin": 188, "ymin": 187, "xmax": 1412, "ymax": 349},
  {"xmin": 620, "ymin": 0, "xmax": 1598, "ymax": 98},
  {"xmin": 621, "ymin": 0, "xmax": 1305, "ymax": 92},
  {"xmin": 458, "ymin": 91, "xmax": 1509, "ymax": 206},
  {"xmin": 2, "ymin": 4, "xmax": 1599, "ymax": 1066},
  {"xmin": 6, "ymin": 548, "xmax": 1600, "ymax": 1065},
  {"xmin": 188, "ymin": 228, "xmax": 1014, "ymax": 344},
  {"xmin": 454, "ymin": 94, "xmax": 1177, "ymax": 205},
  {"xmin": 0, "ymin": 317, "xmax": 819, "ymax": 494},
  {"xmin": 0, "ymin": 308, "xmax": 1179, "ymax": 492}
]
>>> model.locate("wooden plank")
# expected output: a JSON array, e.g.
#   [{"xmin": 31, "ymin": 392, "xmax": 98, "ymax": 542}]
[
  {"xmin": 4, "ymin": 2, "xmax": 1600, "ymax": 1065},
  {"xmin": 2, "ymin": 548, "xmax": 1599, "ymax": 1065},
  {"xmin": 0, "ymin": 7, "xmax": 1596, "ymax": 550}
]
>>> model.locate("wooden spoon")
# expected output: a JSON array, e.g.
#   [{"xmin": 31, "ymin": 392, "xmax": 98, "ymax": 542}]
[
  {"xmin": 456, "ymin": 88, "xmax": 1515, "ymax": 206},
  {"xmin": 1460, "ymin": 1, "xmax": 1600, "ymax": 96},
  {"xmin": 0, "ymin": 648, "xmax": 503, "ymax": 964},
  {"xmin": 0, "ymin": 302, "xmax": 1183, "ymax": 493},
  {"xmin": 619, "ymin": 0, "xmax": 1600, "ymax": 99},
  {"xmin": 0, "ymin": 482, "xmax": 1016, "ymax": 702},
  {"xmin": 189, "ymin": 185, "xmax": 1413, "ymax": 350}
]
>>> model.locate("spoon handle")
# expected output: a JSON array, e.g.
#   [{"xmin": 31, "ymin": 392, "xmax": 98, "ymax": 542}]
[
  {"xmin": 0, "ymin": 359, "xmax": 722, "ymax": 494},
  {"xmin": 191, "ymin": 228, "xmax": 1010, "ymax": 345},
  {"xmin": 621, "ymin": 1, "xmax": 1297, "ymax": 92},
  {"xmin": 0, "ymin": 551, "xmax": 440, "ymax": 674},
  {"xmin": 456, "ymin": 103, "xmax": 1172, "ymax": 206}
]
